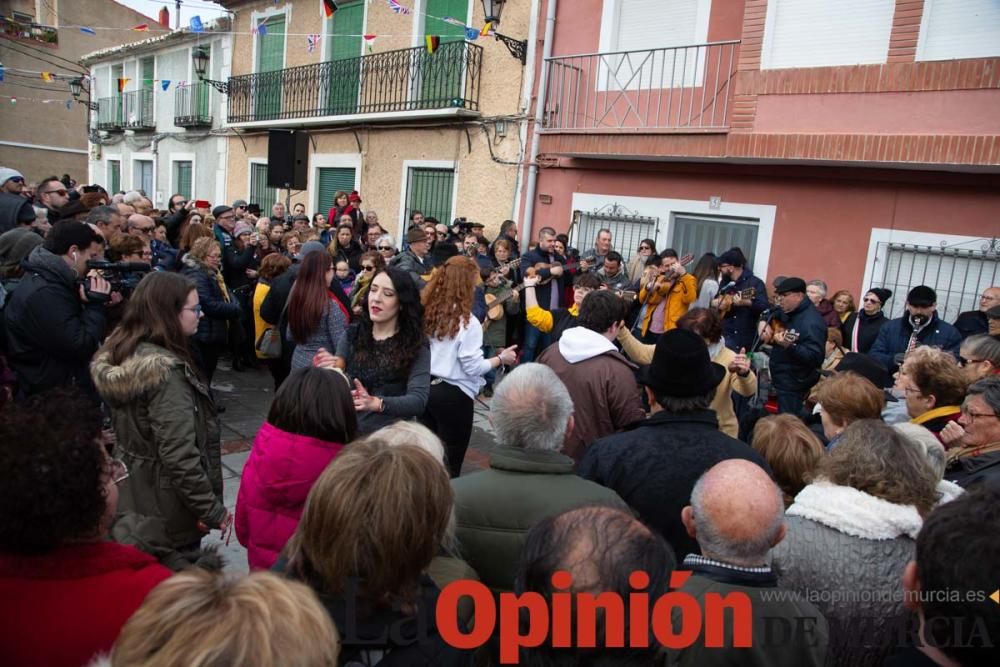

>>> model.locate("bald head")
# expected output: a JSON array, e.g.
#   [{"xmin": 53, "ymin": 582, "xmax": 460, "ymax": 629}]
[
  {"xmin": 127, "ymin": 214, "xmax": 155, "ymax": 238},
  {"xmin": 981, "ymin": 287, "xmax": 1000, "ymax": 313},
  {"xmin": 683, "ymin": 460, "xmax": 784, "ymax": 566}
]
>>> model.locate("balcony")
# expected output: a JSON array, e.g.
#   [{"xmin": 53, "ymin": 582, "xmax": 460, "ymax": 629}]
[
  {"xmin": 543, "ymin": 40, "xmax": 740, "ymax": 133},
  {"xmin": 0, "ymin": 16, "xmax": 58, "ymax": 45},
  {"xmin": 174, "ymin": 83, "xmax": 213, "ymax": 128},
  {"xmin": 227, "ymin": 41, "xmax": 482, "ymax": 125},
  {"xmin": 97, "ymin": 97, "xmax": 123, "ymax": 132},
  {"xmin": 123, "ymin": 90, "xmax": 155, "ymax": 131}
]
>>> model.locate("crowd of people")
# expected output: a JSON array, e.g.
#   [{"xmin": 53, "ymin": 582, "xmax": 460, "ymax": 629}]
[{"xmin": 0, "ymin": 166, "xmax": 998, "ymax": 667}]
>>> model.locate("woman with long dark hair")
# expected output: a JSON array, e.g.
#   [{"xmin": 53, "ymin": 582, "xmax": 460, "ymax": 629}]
[
  {"xmin": 91, "ymin": 272, "xmax": 230, "ymax": 570},
  {"xmin": 627, "ymin": 238, "xmax": 657, "ymax": 282},
  {"xmin": 421, "ymin": 256, "xmax": 517, "ymax": 477},
  {"xmin": 316, "ymin": 267, "xmax": 429, "ymax": 435},
  {"xmin": 327, "ymin": 223, "xmax": 363, "ymax": 271},
  {"xmin": 286, "ymin": 251, "xmax": 349, "ymax": 371},
  {"xmin": 691, "ymin": 252, "xmax": 719, "ymax": 309}
]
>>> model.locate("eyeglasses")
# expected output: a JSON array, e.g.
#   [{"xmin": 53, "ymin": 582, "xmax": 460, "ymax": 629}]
[
  {"xmin": 110, "ymin": 458, "xmax": 129, "ymax": 485},
  {"xmin": 902, "ymin": 385, "xmax": 925, "ymax": 396},
  {"xmin": 136, "ymin": 226, "xmax": 154, "ymax": 233},
  {"xmin": 361, "ymin": 265, "xmax": 376, "ymax": 272},
  {"xmin": 43, "ymin": 188, "xmax": 68, "ymax": 196},
  {"xmin": 184, "ymin": 304, "xmax": 203, "ymax": 314},
  {"xmin": 959, "ymin": 357, "xmax": 986, "ymax": 367},
  {"xmin": 237, "ymin": 205, "xmax": 247, "ymax": 209},
  {"xmin": 140, "ymin": 251, "xmax": 154, "ymax": 259},
  {"xmin": 961, "ymin": 407, "xmax": 998, "ymax": 421}
]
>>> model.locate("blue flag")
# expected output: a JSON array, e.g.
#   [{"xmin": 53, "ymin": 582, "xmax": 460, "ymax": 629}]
[
  {"xmin": 190, "ymin": 16, "xmax": 204, "ymax": 33},
  {"xmin": 465, "ymin": 27, "xmax": 479, "ymax": 41},
  {"xmin": 161, "ymin": 80, "xmax": 170, "ymax": 91},
  {"xmin": 0, "ymin": 66, "xmax": 4, "ymax": 83},
  {"xmin": 80, "ymin": 27, "xmax": 97, "ymax": 35}
]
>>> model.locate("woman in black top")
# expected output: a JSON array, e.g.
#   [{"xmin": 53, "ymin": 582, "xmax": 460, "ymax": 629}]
[{"xmin": 843, "ymin": 287, "xmax": 891, "ymax": 353}]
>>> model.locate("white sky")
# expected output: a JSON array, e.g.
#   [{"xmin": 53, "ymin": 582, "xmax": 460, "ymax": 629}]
[{"xmin": 115, "ymin": 0, "xmax": 230, "ymax": 28}]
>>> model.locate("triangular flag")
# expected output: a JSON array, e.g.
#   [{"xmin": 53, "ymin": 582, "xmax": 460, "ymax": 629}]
[
  {"xmin": 132, "ymin": 24, "xmax": 149, "ymax": 32},
  {"xmin": 322, "ymin": 0, "xmax": 338, "ymax": 19},
  {"xmin": 252, "ymin": 21, "xmax": 267, "ymax": 36},
  {"xmin": 425, "ymin": 35, "xmax": 439, "ymax": 54},
  {"xmin": 387, "ymin": 0, "xmax": 410, "ymax": 15},
  {"xmin": 40, "ymin": 72, "xmax": 53, "ymax": 82},
  {"xmin": 0, "ymin": 66, "xmax": 5, "ymax": 83},
  {"xmin": 118, "ymin": 77, "xmax": 130, "ymax": 93},
  {"xmin": 363, "ymin": 34, "xmax": 376, "ymax": 53},
  {"xmin": 480, "ymin": 22, "xmax": 492, "ymax": 37},
  {"xmin": 80, "ymin": 27, "xmax": 97, "ymax": 35},
  {"xmin": 190, "ymin": 16, "xmax": 204, "ymax": 33},
  {"xmin": 161, "ymin": 80, "xmax": 170, "ymax": 91},
  {"xmin": 307, "ymin": 34, "xmax": 319, "ymax": 53},
  {"xmin": 465, "ymin": 27, "xmax": 479, "ymax": 41},
  {"xmin": 442, "ymin": 17, "xmax": 466, "ymax": 28}
]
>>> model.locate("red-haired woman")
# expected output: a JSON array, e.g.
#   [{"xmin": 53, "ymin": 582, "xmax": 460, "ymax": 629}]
[
  {"xmin": 421, "ymin": 256, "xmax": 517, "ymax": 477},
  {"xmin": 286, "ymin": 251, "xmax": 349, "ymax": 371}
]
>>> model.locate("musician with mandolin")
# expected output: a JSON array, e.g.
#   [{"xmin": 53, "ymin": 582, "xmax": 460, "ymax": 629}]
[
  {"xmin": 760, "ymin": 277, "xmax": 828, "ymax": 415},
  {"xmin": 635, "ymin": 249, "xmax": 697, "ymax": 343},
  {"xmin": 519, "ymin": 227, "xmax": 569, "ymax": 362},
  {"xmin": 713, "ymin": 249, "xmax": 770, "ymax": 353}
]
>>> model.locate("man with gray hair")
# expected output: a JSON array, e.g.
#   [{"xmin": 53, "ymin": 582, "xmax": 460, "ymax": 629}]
[
  {"xmin": 672, "ymin": 459, "xmax": 829, "ymax": 667},
  {"xmin": 943, "ymin": 375, "xmax": 1000, "ymax": 489},
  {"xmin": 86, "ymin": 205, "xmax": 123, "ymax": 240},
  {"xmin": 122, "ymin": 190, "xmax": 152, "ymax": 216},
  {"xmin": 451, "ymin": 363, "xmax": 627, "ymax": 591},
  {"xmin": 806, "ymin": 278, "xmax": 840, "ymax": 327}
]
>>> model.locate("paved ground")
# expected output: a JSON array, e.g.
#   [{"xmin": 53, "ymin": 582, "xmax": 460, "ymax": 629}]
[{"xmin": 203, "ymin": 361, "xmax": 499, "ymax": 572}]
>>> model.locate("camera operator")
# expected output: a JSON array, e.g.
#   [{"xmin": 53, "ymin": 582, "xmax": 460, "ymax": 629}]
[{"xmin": 3, "ymin": 221, "xmax": 110, "ymax": 400}]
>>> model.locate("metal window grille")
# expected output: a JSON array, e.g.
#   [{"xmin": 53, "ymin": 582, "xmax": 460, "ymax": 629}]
[
  {"xmin": 250, "ymin": 163, "xmax": 277, "ymax": 211},
  {"xmin": 404, "ymin": 168, "xmax": 454, "ymax": 229},
  {"xmin": 569, "ymin": 205, "xmax": 658, "ymax": 263},
  {"xmin": 671, "ymin": 213, "xmax": 759, "ymax": 265},
  {"xmin": 870, "ymin": 240, "xmax": 1000, "ymax": 321}
]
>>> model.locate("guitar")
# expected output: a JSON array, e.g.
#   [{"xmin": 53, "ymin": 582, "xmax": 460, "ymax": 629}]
[
  {"xmin": 639, "ymin": 253, "xmax": 695, "ymax": 302},
  {"xmin": 487, "ymin": 257, "xmax": 523, "ymax": 283},
  {"xmin": 764, "ymin": 312, "xmax": 800, "ymax": 344},
  {"xmin": 484, "ymin": 284, "xmax": 526, "ymax": 327},
  {"xmin": 525, "ymin": 255, "xmax": 603, "ymax": 285},
  {"xmin": 717, "ymin": 288, "xmax": 756, "ymax": 317},
  {"xmin": 612, "ymin": 289, "xmax": 638, "ymax": 302}
]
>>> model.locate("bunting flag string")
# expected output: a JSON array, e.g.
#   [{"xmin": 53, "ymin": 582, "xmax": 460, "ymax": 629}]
[
  {"xmin": 387, "ymin": 0, "xmax": 411, "ymax": 16},
  {"xmin": 118, "ymin": 77, "xmax": 130, "ymax": 93},
  {"xmin": 307, "ymin": 33, "xmax": 320, "ymax": 53},
  {"xmin": 441, "ymin": 16, "xmax": 466, "ymax": 28},
  {"xmin": 79, "ymin": 27, "xmax": 97, "ymax": 36},
  {"xmin": 161, "ymin": 80, "xmax": 171, "ymax": 91},
  {"xmin": 322, "ymin": 0, "xmax": 338, "ymax": 19}
]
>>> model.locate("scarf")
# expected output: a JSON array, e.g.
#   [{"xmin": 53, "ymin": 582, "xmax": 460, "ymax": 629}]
[
  {"xmin": 945, "ymin": 440, "xmax": 1000, "ymax": 465},
  {"xmin": 850, "ymin": 309, "xmax": 881, "ymax": 352},
  {"xmin": 213, "ymin": 269, "xmax": 231, "ymax": 303}
]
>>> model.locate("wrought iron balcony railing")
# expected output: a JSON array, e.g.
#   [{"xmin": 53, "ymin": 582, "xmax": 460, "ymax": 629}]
[
  {"xmin": 544, "ymin": 40, "xmax": 740, "ymax": 132},
  {"xmin": 123, "ymin": 90, "xmax": 155, "ymax": 130},
  {"xmin": 227, "ymin": 40, "xmax": 482, "ymax": 124},
  {"xmin": 174, "ymin": 82, "xmax": 213, "ymax": 128},
  {"xmin": 97, "ymin": 97, "xmax": 123, "ymax": 132}
]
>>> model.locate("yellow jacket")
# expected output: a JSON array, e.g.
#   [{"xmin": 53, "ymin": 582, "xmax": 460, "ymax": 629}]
[
  {"xmin": 617, "ymin": 328, "xmax": 757, "ymax": 438},
  {"xmin": 526, "ymin": 303, "xmax": 579, "ymax": 334},
  {"xmin": 252, "ymin": 282, "xmax": 272, "ymax": 359},
  {"xmin": 638, "ymin": 273, "xmax": 697, "ymax": 336}
]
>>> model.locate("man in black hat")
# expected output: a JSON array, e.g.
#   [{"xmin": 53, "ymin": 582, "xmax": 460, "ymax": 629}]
[
  {"xmin": 713, "ymin": 248, "xmax": 769, "ymax": 352},
  {"xmin": 390, "ymin": 226, "xmax": 431, "ymax": 289},
  {"xmin": 579, "ymin": 328, "xmax": 770, "ymax": 559},
  {"xmin": 763, "ymin": 277, "xmax": 827, "ymax": 414},
  {"xmin": 869, "ymin": 285, "xmax": 962, "ymax": 374}
]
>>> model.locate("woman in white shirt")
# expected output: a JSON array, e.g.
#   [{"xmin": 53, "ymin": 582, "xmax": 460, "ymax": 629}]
[{"xmin": 420, "ymin": 256, "xmax": 517, "ymax": 477}]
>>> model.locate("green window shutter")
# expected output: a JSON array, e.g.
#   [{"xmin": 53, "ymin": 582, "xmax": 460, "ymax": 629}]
[
  {"xmin": 174, "ymin": 161, "xmax": 193, "ymax": 199},
  {"xmin": 406, "ymin": 168, "xmax": 454, "ymax": 225},
  {"xmin": 326, "ymin": 1, "xmax": 363, "ymax": 114},
  {"xmin": 109, "ymin": 161, "xmax": 120, "ymax": 194},
  {"xmin": 141, "ymin": 57, "xmax": 154, "ymax": 90},
  {"xmin": 317, "ymin": 167, "xmax": 357, "ymax": 216},
  {"xmin": 257, "ymin": 16, "xmax": 286, "ymax": 72},
  {"xmin": 250, "ymin": 163, "xmax": 277, "ymax": 212},
  {"xmin": 420, "ymin": 0, "xmax": 467, "ymax": 108},
  {"xmin": 425, "ymin": 0, "xmax": 468, "ymax": 40}
]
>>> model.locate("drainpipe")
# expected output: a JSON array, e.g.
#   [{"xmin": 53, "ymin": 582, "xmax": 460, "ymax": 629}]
[{"xmin": 520, "ymin": 0, "xmax": 556, "ymax": 244}]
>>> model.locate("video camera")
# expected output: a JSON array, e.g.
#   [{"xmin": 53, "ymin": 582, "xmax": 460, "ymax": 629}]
[
  {"xmin": 83, "ymin": 259, "xmax": 152, "ymax": 301},
  {"xmin": 452, "ymin": 217, "xmax": 474, "ymax": 236}
]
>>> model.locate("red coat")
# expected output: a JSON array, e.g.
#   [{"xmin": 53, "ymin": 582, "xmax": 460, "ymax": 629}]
[
  {"xmin": 0, "ymin": 541, "xmax": 171, "ymax": 667},
  {"xmin": 235, "ymin": 421, "xmax": 346, "ymax": 569}
]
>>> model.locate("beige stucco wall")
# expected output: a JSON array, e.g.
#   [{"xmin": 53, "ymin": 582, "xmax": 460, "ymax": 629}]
[{"xmin": 225, "ymin": 0, "xmax": 534, "ymax": 238}]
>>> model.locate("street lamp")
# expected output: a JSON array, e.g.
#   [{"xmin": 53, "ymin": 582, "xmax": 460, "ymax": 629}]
[
  {"xmin": 69, "ymin": 77, "xmax": 99, "ymax": 111},
  {"xmin": 479, "ymin": 0, "xmax": 527, "ymax": 64},
  {"xmin": 192, "ymin": 46, "xmax": 228, "ymax": 94}
]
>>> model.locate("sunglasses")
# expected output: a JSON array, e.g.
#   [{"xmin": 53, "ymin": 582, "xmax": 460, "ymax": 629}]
[
  {"xmin": 361, "ymin": 265, "xmax": 376, "ymax": 271},
  {"xmin": 8, "ymin": 176, "xmax": 24, "ymax": 184},
  {"xmin": 378, "ymin": 246, "xmax": 393, "ymax": 251},
  {"xmin": 137, "ymin": 226, "xmax": 155, "ymax": 233},
  {"xmin": 862, "ymin": 297, "xmax": 881, "ymax": 304},
  {"xmin": 639, "ymin": 245, "xmax": 651, "ymax": 250},
  {"xmin": 44, "ymin": 189, "xmax": 68, "ymax": 196}
]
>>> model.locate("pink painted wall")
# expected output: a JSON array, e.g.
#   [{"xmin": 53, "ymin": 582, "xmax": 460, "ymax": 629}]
[
  {"xmin": 754, "ymin": 89, "xmax": 1000, "ymax": 135},
  {"xmin": 532, "ymin": 163, "xmax": 1000, "ymax": 297}
]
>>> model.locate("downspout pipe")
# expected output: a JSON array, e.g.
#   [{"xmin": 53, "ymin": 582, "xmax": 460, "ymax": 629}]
[{"xmin": 521, "ymin": 0, "xmax": 557, "ymax": 245}]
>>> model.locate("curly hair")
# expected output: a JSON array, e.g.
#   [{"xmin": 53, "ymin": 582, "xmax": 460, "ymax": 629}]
[
  {"xmin": 187, "ymin": 237, "xmax": 220, "ymax": 263},
  {"xmin": 817, "ymin": 419, "xmax": 939, "ymax": 516},
  {"xmin": 831, "ymin": 289, "xmax": 856, "ymax": 313},
  {"xmin": 906, "ymin": 346, "xmax": 968, "ymax": 407},
  {"xmin": 349, "ymin": 267, "xmax": 425, "ymax": 372},
  {"xmin": 0, "ymin": 388, "xmax": 106, "ymax": 553},
  {"xmin": 258, "ymin": 252, "xmax": 291, "ymax": 281},
  {"xmin": 422, "ymin": 256, "xmax": 477, "ymax": 340}
]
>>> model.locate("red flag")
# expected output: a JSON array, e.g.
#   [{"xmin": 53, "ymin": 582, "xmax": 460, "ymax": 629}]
[
  {"xmin": 118, "ymin": 77, "xmax": 130, "ymax": 93},
  {"xmin": 322, "ymin": 0, "xmax": 338, "ymax": 19},
  {"xmin": 131, "ymin": 24, "xmax": 149, "ymax": 32}
]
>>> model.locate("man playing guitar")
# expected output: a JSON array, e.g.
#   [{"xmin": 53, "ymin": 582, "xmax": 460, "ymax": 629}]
[
  {"xmin": 519, "ymin": 226, "xmax": 567, "ymax": 362},
  {"xmin": 712, "ymin": 248, "xmax": 769, "ymax": 353}
]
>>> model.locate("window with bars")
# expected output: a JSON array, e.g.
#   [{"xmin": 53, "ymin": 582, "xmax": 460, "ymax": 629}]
[
  {"xmin": 671, "ymin": 214, "xmax": 759, "ymax": 267},
  {"xmin": 134, "ymin": 160, "xmax": 153, "ymax": 195},
  {"xmin": 108, "ymin": 160, "xmax": 121, "ymax": 194},
  {"xmin": 316, "ymin": 167, "xmax": 356, "ymax": 217},
  {"xmin": 250, "ymin": 162, "xmax": 277, "ymax": 211},
  {"xmin": 404, "ymin": 167, "xmax": 455, "ymax": 229},
  {"xmin": 173, "ymin": 161, "xmax": 193, "ymax": 200},
  {"xmin": 570, "ymin": 213, "xmax": 658, "ymax": 264}
]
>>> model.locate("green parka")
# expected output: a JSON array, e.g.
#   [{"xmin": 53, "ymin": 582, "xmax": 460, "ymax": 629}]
[{"xmin": 91, "ymin": 342, "xmax": 226, "ymax": 570}]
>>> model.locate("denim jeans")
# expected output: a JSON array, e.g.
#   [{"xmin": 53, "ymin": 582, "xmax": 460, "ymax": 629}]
[{"xmin": 520, "ymin": 323, "xmax": 552, "ymax": 363}]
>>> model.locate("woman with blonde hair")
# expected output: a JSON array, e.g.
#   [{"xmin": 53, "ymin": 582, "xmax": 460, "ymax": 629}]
[
  {"xmin": 420, "ymin": 256, "xmax": 517, "ymax": 476},
  {"xmin": 831, "ymin": 289, "xmax": 856, "ymax": 324},
  {"xmin": 109, "ymin": 570, "xmax": 339, "ymax": 666},
  {"xmin": 900, "ymin": 346, "xmax": 967, "ymax": 439},
  {"xmin": 180, "ymin": 237, "xmax": 241, "ymax": 384},
  {"xmin": 281, "ymin": 440, "xmax": 470, "ymax": 665},
  {"xmin": 751, "ymin": 414, "xmax": 825, "ymax": 506}
]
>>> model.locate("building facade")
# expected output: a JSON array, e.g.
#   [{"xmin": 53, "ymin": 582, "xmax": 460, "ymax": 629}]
[
  {"xmin": 0, "ymin": 0, "xmax": 169, "ymax": 182},
  {"xmin": 217, "ymin": 0, "xmax": 535, "ymax": 240},
  {"xmin": 520, "ymin": 0, "xmax": 1000, "ymax": 321},
  {"xmin": 82, "ymin": 20, "xmax": 232, "ymax": 206}
]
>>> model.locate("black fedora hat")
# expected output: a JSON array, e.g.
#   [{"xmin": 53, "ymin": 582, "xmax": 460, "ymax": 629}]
[{"xmin": 640, "ymin": 329, "xmax": 726, "ymax": 397}]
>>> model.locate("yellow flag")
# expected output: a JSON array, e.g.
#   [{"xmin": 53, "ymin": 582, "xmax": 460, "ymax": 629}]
[
  {"xmin": 40, "ymin": 71, "xmax": 54, "ymax": 82},
  {"xmin": 480, "ymin": 22, "xmax": 492, "ymax": 37}
]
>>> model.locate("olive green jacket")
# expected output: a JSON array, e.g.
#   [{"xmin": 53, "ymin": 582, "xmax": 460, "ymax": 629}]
[{"xmin": 92, "ymin": 342, "xmax": 226, "ymax": 569}]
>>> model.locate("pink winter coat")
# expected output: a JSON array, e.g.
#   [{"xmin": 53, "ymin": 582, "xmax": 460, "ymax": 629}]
[{"xmin": 235, "ymin": 422, "xmax": 346, "ymax": 569}]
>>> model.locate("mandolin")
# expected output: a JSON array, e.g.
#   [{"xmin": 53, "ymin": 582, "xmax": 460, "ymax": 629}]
[
  {"xmin": 639, "ymin": 253, "xmax": 695, "ymax": 302},
  {"xmin": 524, "ymin": 255, "xmax": 603, "ymax": 285}
]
